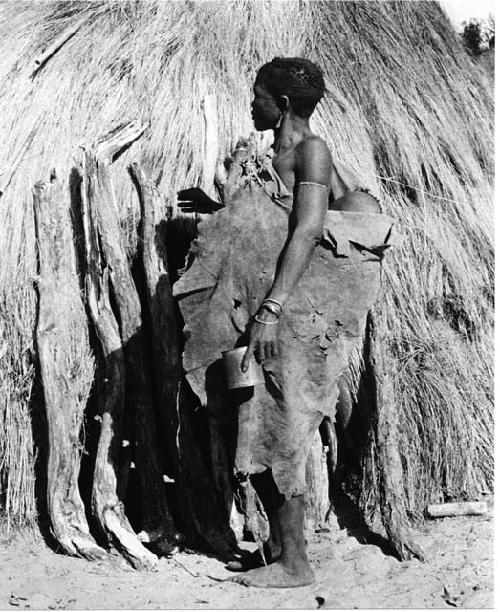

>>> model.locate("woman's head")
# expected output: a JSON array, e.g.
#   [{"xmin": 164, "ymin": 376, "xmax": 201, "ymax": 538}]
[{"xmin": 252, "ymin": 57, "xmax": 326, "ymax": 128}]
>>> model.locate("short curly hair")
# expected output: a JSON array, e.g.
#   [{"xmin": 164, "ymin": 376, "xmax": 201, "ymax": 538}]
[{"xmin": 255, "ymin": 57, "xmax": 326, "ymax": 118}]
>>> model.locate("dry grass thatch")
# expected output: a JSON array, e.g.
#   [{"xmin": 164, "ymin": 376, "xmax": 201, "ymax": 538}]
[{"xmin": 0, "ymin": 0, "xmax": 493, "ymax": 527}]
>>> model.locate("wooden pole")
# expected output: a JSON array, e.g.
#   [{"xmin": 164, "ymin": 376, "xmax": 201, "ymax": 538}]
[
  {"xmin": 128, "ymin": 163, "xmax": 179, "ymax": 459},
  {"xmin": 79, "ymin": 159, "xmax": 158, "ymax": 570},
  {"xmin": 321, "ymin": 416, "xmax": 337, "ymax": 489},
  {"xmin": 427, "ymin": 501, "xmax": 491, "ymax": 518},
  {"xmin": 82, "ymin": 121, "xmax": 176, "ymax": 553},
  {"xmin": 304, "ymin": 430, "xmax": 330, "ymax": 532},
  {"xmin": 33, "ymin": 177, "xmax": 107, "ymax": 561}
]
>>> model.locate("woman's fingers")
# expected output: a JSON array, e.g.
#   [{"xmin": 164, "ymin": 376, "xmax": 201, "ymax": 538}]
[
  {"xmin": 257, "ymin": 342, "xmax": 266, "ymax": 364},
  {"xmin": 258, "ymin": 340, "xmax": 277, "ymax": 362},
  {"xmin": 241, "ymin": 343, "xmax": 254, "ymax": 373},
  {"xmin": 178, "ymin": 188, "xmax": 223, "ymax": 214},
  {"xmin": 242, "ymin": 323, "xmax": 279, "ymax": 371},
  {"xmin": 264, "ymin": 340, "xmax": 278, "ymax": 360}
]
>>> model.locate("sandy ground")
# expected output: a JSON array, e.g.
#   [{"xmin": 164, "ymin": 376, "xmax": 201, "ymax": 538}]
[{"xmin": 0, "ymin": 509, "xmax": 493, "ymax": 610}]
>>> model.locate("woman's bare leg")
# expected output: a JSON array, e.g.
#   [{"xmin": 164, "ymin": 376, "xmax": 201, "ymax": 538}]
[{"xmin": 229, "ymin": 484, "xmax": 314, "ymax": 588}]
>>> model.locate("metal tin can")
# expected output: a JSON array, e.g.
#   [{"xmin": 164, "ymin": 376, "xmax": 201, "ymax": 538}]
[{"xmin": 222, "ymin": 346, "xmax": 264, "ymax": 389}]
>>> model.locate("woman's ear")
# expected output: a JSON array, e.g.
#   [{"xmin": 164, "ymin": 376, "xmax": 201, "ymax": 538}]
[{"xmin": 279, "ymin": 95, "xmax": 290, "ymax": 113}]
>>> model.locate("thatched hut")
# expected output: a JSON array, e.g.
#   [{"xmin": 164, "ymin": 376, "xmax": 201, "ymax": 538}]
[{"xmin": 0, "ymin": 0, "xmax": 493, "ymax": 564}]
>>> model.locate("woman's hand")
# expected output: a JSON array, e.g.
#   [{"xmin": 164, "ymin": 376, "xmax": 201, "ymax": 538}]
[
  {"xmin": 241, "ymin": 311, "xmax": 279, "ymax": 372},
  {"xmin": 177, "ymin": 187, "xmax": 224, "ymax": 214}
]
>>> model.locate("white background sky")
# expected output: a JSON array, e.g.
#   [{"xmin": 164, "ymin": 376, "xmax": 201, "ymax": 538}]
[{"xmin": 439, "ymin": 0, "xmax": 495, "ymax": 28}]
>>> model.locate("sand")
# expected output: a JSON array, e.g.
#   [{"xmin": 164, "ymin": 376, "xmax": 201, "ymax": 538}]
[{"xmin": 0, "ymin": 508, "xmax": 493, "ymax": 610}]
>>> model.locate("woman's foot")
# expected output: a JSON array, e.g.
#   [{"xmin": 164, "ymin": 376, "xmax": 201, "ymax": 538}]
[
  {"xmin": 226, "ymin": 543, "xmax": 281, "ymax": 571},
  {"xmin": 228, "ymin": 558, "xmax": 314, "ymax": 588}
]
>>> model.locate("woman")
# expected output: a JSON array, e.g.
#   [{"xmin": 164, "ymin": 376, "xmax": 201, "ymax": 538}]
[{"xmin": 175, "ymin": 57, "xmax": 392, "ymax": 588}]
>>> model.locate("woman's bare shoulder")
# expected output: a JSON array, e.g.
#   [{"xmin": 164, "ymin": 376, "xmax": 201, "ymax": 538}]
[
  {"xmin": 294, "ymin": 136, "xmax": 332, "ymax": 183},
  {"xmin": 295, "ymin": 135, "xmax": 331, "ymax": 158}
]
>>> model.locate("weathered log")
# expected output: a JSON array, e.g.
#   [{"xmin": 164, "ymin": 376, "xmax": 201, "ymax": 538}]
[
  {"xmin": 321, "ymin": 417, "xmax": 337, "ymax": 488},
  {"xmin": 33, "ymin": 177, "xmax": 107, "ymax": 561},
  {"xmin": 304, "ymin": 430, "xmax": 330, "ymax": 532},
  {"xmin": 82, "ymin": 122, "xmax": 176, "ymax": 551},
  {"xmin": 366, "ymin": 309, "xmax": 425, "ymax": 561},
  {"xmin": 427, "ymin": 501, "xmax": 492, "ymax": 518},
  {"xmin": 129, "ymin": 163, "xmax": 236, "ymax": 559},
  {"xmin": 128, "ymin": 162, "xmax": 179, "ymax": 460},
  {"xmin": 79, "ymin": 162, "xmax": 158, "ymax": 571},
  {"xmin": 236, "ymin": 482, "xmax": 269, "ymax": 544},
  {"xmin": 94, "ymin": 121, "xmax": 147, "ymax": 163}
]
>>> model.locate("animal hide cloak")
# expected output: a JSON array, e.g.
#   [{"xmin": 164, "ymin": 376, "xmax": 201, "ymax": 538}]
[{"xmin": 173, "ymin": 156, "xmax": 393, "ymax": 498}]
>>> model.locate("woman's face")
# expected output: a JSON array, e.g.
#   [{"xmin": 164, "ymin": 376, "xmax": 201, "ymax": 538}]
[{"xmin": 251, "ymin": 82, "xmax": 281, "ymax": 131}]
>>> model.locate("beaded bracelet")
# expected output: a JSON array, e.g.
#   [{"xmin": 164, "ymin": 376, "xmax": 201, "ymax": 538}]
[{"xmin": 297, "ymin": 181, "xmax": 328, "ymax": 190}]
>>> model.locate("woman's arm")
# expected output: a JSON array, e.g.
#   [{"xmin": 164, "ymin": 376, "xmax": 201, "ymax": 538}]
[
  {"xmin": 241, "ymin": 137, "xmax": 332, "ymax": 370},
  {"xmin": 266, "ymin": 138, "xmax": 332, "ymax": 306}
]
